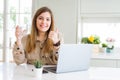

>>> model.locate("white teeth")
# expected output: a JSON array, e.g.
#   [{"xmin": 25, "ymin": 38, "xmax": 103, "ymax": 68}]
[{"xmin": 40, "ymin": 25, "xmax": 46, "ymax": 27}]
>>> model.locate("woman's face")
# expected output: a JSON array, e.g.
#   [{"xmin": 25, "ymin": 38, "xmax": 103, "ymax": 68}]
[{"xmin": 36, "ymin": 12, "xmax": 51, "ymax": 33}]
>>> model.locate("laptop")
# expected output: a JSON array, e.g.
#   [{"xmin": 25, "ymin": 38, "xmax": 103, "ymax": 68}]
[{"xmin": 43, "ymin": 44, "xmax": 93, "ymax": 74}]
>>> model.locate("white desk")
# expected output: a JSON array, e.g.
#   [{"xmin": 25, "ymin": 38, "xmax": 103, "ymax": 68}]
[
  {"xmin": 91, "ymin": 53, "xmax": 120, "ymax": 67},
  {"xmin": 1, "ymin": 63, "xmax": 120, "ymax": 80}
]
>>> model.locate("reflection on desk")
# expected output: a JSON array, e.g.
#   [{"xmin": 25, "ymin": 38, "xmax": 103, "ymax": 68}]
[{"xmin": 0, "ymin": 63, "xmax": 120, "ymax": 80}]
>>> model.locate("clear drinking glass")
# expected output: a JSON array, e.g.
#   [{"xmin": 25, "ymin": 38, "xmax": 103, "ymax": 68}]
[{"xmin": 19, "ymin": 24, "xmax": 28, "ymax": 36}]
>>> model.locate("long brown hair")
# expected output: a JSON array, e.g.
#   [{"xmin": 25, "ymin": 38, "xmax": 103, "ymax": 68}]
[{"xmin": 25, "ymin": 7, "xmax": 54, "ymax": 54}]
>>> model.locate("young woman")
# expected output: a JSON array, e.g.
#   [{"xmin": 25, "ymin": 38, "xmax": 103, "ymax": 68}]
[{"xmin": 13, "ymin": 7, "xmax": 62, "ymax": 65}]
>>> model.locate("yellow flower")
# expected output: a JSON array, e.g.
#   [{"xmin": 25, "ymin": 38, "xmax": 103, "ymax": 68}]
[
  {"xmin": 81, "ymin": 35, "xmax": 100, "ymax": 44},
  {"xmin": 88, "ymin": 35, "xmax": 94, "ymax": 43}
]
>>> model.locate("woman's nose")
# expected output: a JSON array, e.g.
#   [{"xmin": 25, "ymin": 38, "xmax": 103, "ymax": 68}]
[{"xmin": 42, "ymin": 19, "xmax": 46, "ymax": 23}]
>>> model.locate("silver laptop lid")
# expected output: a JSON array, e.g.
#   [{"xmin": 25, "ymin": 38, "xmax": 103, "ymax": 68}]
[{"xmin": 56, "ymin": 44, "xmax": 93, "ymax": 73}]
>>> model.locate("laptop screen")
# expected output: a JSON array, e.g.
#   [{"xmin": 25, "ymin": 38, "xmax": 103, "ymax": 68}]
[{"xmin": 44, "ymin": 44, "xmax": 93, "ymax": 73}]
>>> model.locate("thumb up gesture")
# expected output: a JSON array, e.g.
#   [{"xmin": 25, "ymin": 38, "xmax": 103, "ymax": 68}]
[{"xmin": 48, "ymin": 29, "xmax": 60, "ymax": 44}]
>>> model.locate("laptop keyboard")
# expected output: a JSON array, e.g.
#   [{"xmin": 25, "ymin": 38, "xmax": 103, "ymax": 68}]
[{"xmin": 44, "ymin": 67, "xmax": 57, "ymax": 72}]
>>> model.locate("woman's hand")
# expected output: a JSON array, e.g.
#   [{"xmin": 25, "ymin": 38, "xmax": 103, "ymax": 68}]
[
  {"xmin": 15, "ymin": 25, "xmax": 26, "ymax": 46},
  {"xmin": 48, "ymin": 29, "xmax": 60, "ymax": 44}
]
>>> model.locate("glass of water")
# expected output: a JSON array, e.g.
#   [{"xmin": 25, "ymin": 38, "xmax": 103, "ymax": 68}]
[{"xmin": 19, "ymin": 24, "xmax": 28, "ymax": 36}]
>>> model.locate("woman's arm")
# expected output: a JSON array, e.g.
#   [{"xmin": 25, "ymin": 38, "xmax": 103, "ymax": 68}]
[
  {"xmin": 53, "ymin": 32, "xmax": 64, "ymax": 53},
  {"xmin": 12, "ymin": 37, "xmax": 27, "ymax": 65},
  {"xmin": 53, "ymin": 40, "xmax": 60, "ymax": 52},
  {"xmin": 13, "ymin": 26, "xmax": 28, "ymax": 65},
  {"xmin": 12, "ymin": 42, "xmax": 27, "ymax": 65}
]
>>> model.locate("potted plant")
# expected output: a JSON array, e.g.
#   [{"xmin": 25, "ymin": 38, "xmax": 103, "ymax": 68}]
[
  {"xmin": 81, "ymin": 35, "xmax": 101, "ymax": 53},
  {"xmin": 34, "ymin": 60, "xmax": 42, "ymax": 68},
  {"xmin": 106, "ymin": 45, "xmax": 114, "ymax": 53},
  {"xmin": 106, "ymin": 38, "xmax": 115, "ymax": 53},
  {"xmin": 33, "ymin": 60, "xmax": 43, "ymax": 77},
  {"xmin": 81, "ymin": 35, "xmax": 101, "ymax": 44},
  {"xmin": 101, "ymin": 43, "xmax": 107, "ymax": 53}
]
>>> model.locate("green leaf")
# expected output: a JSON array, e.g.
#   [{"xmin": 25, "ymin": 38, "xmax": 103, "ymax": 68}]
[
  {"xmin": 102, "ymin": 43, "xmax": 107, "ymax": 47},
  {"xmin": 34, "ymin": 60, "xmax": 42, "ymax": 68}
]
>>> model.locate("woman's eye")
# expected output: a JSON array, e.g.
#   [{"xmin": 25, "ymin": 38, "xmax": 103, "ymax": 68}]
[
  {"xmin": 46, "ymin": 18, "xmax": 50, "ymax": 21},
  {"xmin": 39, "ymin": 17, "xmax": 42, "ymax": 20},
  {"xmin": 46, "ymin": 19, "xmax": 49, "ymax": 21}
]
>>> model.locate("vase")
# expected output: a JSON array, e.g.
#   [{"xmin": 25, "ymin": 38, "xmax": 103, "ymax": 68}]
[
  {"xmin": 101, "ymin": 48, "xmax": 106, "ymax": 53},
  {"xmin": 32, "ymin": 67, "xmax": 43, "ymax": 78},
  {"xmin": 106, "ymin": 48, "xmax": 114, "ymax": 53},
  {"xmin": 93, "ymin": 44, "xmax": 100, "ymax": 53}
]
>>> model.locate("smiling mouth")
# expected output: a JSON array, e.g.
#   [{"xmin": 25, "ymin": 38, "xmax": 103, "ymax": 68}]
[{"xmin": 40, "ymin": 24, "xmax": 47, "ymax": 28}]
